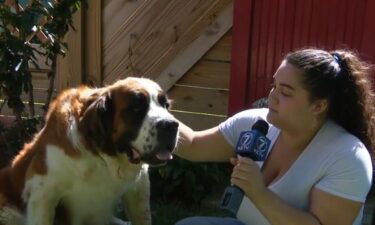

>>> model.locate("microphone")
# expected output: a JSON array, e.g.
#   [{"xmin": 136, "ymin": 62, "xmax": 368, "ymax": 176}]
[{"xmin": 219, "ymin": 119, "xmax": 271, "ymax": 216}]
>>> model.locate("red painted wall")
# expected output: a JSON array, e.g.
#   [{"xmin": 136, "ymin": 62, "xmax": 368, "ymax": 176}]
[{"xmin": 229, "ymin": 0, "xmax": 375, "ymax": 115}]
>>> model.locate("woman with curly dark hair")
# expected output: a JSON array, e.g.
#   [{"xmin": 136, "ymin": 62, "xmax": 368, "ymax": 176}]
[
  {"xmin": 286, "ymin": 49, "xmax": 375, "ymax": 154},
  {"xmin": 175, "ymin": 48, "xmax": 375, "ymax": 225}
]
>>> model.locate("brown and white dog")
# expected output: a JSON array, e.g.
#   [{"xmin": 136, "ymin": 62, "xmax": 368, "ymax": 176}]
[{"xmin": 0, "ymin": 77, "xmax": 179, "ymax": 225}]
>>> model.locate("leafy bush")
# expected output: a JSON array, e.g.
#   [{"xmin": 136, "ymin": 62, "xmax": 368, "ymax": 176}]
[
  {"xmin": 0, "ymin": 0, "xmax": 83, "ymax": 165},
  {"xmin": 149, "ymin": 156, "xmax": 231, "ymax": 205},
  {"xmin": 0, "ymin": 116, "xmax": 42, "ymax": 168}
]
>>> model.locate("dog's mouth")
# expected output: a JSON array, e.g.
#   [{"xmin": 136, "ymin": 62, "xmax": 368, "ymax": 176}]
[
  {"xmin": 124, "ymin": 121, "xmax": 179, "ymax": 165},
  {"xmin": 126, "ymin": 147, "xmax": 173, "ymax": 165},
  {"xmin": 126, "ymin": 148, "xmax": 142, "ymax": 164}
]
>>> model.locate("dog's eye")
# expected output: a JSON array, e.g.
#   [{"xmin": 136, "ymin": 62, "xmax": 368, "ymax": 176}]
[
  {"xmin": 164, "ymin": 101, "xmax": 170, "ymax": 109},
  {"xmin": 158, "ymin": 93, "xmax": 170, "ymax": 109},
  {"xmin": 127, "ymin": 92, "xmax": 148, "ymax": 113}
]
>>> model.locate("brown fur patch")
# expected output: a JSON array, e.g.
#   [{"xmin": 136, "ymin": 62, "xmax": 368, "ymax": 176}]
[
  {"xmin": 0, "ymin": 85, "xmax": 99, "ymax": 211},
  {"xmin": 0, "ymin": 78, "xmax": 164, "ymax": 225}
]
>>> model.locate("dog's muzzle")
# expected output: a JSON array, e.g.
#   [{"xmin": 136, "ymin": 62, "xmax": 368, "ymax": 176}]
[{"xmin": 141, "ymin": 119, "xmax": 179, "ymax": 165}]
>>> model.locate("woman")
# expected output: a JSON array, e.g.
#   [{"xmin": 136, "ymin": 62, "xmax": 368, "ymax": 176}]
[{"xmin": 174, "ymin": 49, "xmax": 375, "ymax": 225}]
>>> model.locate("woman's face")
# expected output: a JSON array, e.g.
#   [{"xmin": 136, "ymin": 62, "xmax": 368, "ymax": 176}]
[{"xmin": 266, "ymin": 61, "xmax": 321, "ymax": 131}]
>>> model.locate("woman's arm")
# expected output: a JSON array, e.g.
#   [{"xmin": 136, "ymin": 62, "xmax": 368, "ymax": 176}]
[
  {"xmin": 174, "ymin": 122, "xmax": 235, "ymax": 162},
  {"xmin": 251, "ymin": 186, "xmax": 362, "ymax": 225},
  {"xmin": 309, "ymin": 188, "xmax": 363, "ymax": 225},
  {"xmin": 231, "ymin": 157, "xmax": 363, "ymax": 225}
]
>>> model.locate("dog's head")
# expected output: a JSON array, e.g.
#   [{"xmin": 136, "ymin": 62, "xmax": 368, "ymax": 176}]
[{"xmin": 78, "ymin": 77, "xmax": 179, "ymax": 165}]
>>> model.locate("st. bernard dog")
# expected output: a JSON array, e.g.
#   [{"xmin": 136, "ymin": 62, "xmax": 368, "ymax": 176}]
[{"xmin": 0, "ymin": 77, "xmax": 179, "ymax": 225}]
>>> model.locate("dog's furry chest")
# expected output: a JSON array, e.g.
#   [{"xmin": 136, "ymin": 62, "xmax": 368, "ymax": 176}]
[
  {"xmin": 61, "ymin": 174, "xmax": 124, "ymax": 224},
  {"xmin": 23, "ymin": 145, "xmax": 145, "ymax": 224}
]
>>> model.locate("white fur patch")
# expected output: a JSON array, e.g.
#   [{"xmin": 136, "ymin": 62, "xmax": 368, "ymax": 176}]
[
  {"xmin": 67, "ymin": 116, "xmax": 86, "ymax": 152},
  {"xmin": 130, "ymin": 78, "xmax": 178, "ymax": 155},
  {"xmin": 23, "ymin": 145, "xmax": 146, "ymax": 225}
]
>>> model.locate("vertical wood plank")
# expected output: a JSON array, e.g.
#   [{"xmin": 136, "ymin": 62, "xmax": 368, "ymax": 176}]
[
  {"xmin": 228, "ymin": 0, "xmax": 253, "ymax": 115},
  {"xmin": 361, "ymin": 0, "xmax": 375, "ymax": 64},
  {"xmin": 85, "ymin": 0, "xmax": 102, "ymax": 87},
  {"xmin": 247, "ymin": 0, "xmax": 260, "ymax": 108},
  {"xmin": 57, "ymin": 8, "xmax": 84, "ymax": 90}
]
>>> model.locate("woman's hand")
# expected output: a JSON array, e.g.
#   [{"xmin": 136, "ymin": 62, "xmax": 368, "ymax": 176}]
[{"xmin": 230, "ymin": 156, "xmax": 267, "ymax": 198}]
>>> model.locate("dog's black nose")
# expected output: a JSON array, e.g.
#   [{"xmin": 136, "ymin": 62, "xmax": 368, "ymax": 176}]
[
  {"xmin": 156, "ymin": 120, "xmax": 179, "ymax": 133},
  {"xmin": 156, "ymin": 120, "xmax": 179, "ymax": 153}
]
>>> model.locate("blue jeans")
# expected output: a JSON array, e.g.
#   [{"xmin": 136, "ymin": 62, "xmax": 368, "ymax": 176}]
[{"xmin": 175, "ymin": 216, "xmax": 246, "ymax": 225}]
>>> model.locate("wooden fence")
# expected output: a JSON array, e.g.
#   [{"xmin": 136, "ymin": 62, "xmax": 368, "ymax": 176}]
[{"xmin": 1, "ymin": 1, "xmax": 234, "ymax": 132}]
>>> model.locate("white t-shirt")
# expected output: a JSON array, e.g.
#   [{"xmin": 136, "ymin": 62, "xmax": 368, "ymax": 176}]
[{"xmin": 218, "ymin": 108, "xmax": 373, "ymax": 225}]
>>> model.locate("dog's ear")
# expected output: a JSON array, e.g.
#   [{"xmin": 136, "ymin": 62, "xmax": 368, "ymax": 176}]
[
  {"xmin": 78, "ymin": 92, "xmax": 115, "ymax": 154},
  {"xmin": 95, "ymin": 93, "xmax": 114, "ymax": 132}
]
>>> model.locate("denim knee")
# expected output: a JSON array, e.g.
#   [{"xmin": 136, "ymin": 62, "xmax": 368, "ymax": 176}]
[
  {"xmin": 175, "ymin": 217, "xmax": 205, "ymax": 225},
  {"xmin": 175, "ymin": 216, "xmax": 245, "ymax": 225}
]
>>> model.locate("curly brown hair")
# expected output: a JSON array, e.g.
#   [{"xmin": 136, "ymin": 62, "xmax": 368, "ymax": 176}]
[{"xmin": 286, "ymin": 48, "xmax": 375, "ymax": 155}]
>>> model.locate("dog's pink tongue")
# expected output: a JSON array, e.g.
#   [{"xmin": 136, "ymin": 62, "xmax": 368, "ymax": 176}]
[
  {"xmin": 132, "ymin": 149, "xmax": 141, "ymax": 160},
  {"xmin": 156, "ymin": 151, "xmax": 173, "ymax": 161}
]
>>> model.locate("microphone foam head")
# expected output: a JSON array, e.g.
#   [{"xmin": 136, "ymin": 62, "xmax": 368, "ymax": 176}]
[{"xmin": 251, "ymin": 120, "xmax": 269, "ymax": 136}]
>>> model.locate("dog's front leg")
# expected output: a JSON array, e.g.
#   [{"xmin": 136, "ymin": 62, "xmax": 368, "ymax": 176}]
[
  {"xmin": 122, "ymin": 171, "xmax": 152, "ymax": 225},
  {"xmin": 23, "ymin": 177, "xmax": 60, "ymax": 225}
]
